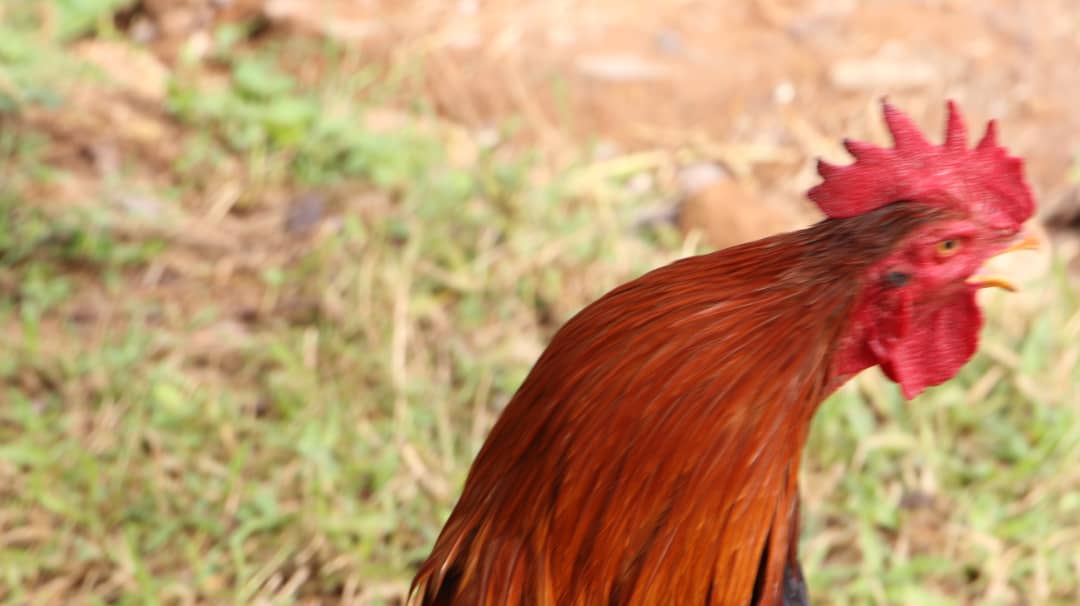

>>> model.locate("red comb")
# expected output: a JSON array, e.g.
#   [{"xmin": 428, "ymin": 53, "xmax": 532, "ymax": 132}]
[{"xmin": 807, "ymin": 100, "xmax": 1035, "ymax": 229}]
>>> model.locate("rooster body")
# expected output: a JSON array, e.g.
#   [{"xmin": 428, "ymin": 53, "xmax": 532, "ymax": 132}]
[{"xmin": 411, "ymin": 103, "xmax": 1035, "ymax": 605}]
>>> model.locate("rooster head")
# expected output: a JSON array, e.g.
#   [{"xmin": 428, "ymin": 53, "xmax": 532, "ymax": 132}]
[{"xmin": 815, "ymin": 100, "xmax": 1037, "ymax": 398}]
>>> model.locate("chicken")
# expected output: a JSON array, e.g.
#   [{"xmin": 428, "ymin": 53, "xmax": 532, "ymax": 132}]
[{"xmin": 410, "ymin": 101, "xmax": 1036, "ymax": 605}]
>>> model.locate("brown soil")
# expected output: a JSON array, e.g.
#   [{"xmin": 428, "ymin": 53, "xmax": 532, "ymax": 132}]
[{"xmin": 121, "ymin": 0, "xmax": 1080, "ymax": 258}]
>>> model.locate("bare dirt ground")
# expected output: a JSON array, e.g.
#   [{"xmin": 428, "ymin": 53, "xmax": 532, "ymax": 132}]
[{"xmin": 117, "ymin": 0, "xmax": 1080, "ymax": 268}]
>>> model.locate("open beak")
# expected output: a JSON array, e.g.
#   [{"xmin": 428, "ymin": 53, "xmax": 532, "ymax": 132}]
[{"xmin": 966, "ymin": 230, "xmax": 1041, "ymax": 292}]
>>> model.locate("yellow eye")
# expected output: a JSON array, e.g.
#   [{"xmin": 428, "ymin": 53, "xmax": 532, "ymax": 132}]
[{"xmin": 936, "ymin": 239, "xmax": 960, "ymax": 256}]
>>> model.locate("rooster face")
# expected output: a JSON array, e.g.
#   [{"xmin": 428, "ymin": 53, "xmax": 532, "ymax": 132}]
[
  {"xmin": 809, "ymin": 101, "xmax": 1036, "ymax": 400},
  {"xmin": 839, "ymin": 210, "xmax": 1037, "ymax": 400}
]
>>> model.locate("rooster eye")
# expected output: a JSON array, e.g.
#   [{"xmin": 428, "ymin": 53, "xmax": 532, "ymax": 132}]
[{"xmin": 935, "ymin": 239, "xmax": 960, "ymax": 256}]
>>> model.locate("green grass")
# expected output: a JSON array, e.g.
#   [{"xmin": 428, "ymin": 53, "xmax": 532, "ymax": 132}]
[
  {"xmin": 803, "ymin": 291, "xmax": 1080, "ymax": 605},
  {"xmin": 1, "ymin": 5, "xmax": 1078, "ymax": 605}
]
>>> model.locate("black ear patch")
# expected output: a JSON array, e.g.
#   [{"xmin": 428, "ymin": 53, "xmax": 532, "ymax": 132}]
[{"xmin": 884, "ymin": 271, "xmax": 911, "ymax": 287}]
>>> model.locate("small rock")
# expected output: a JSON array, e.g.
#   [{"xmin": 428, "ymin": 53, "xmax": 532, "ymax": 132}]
[
  {"xmin": 829, "ymin": 56, "xmax": 938, "ymax": 92},
  {"xmin": 678, "ymin": 179, "xmax": 804, "ymax": 249},
  {"xmin": 129, "ymin": 17, "xmax": 158, "ymax": 44},
  {"xmin": 655, "ymin": 30, "xmax": 684, "ymax": 55},
  {"xmin": 773, "ymin": 81, "xmax": 796, "ymax": 105},
  {"xmin": 676, "ymin": 162, "xmax": 728, "ymax": 197},
  {"xmin": 576, "ymin": 54, "xmax": 669, "ymax": 82},
  {"xmin": 899, "ymin": 490, "xmax": 935, "ymax": 510},
  {"xmin": 116, "ymin": 193, "xmax": 165, "ymax": 221},
  {"xmin": 284, "ymin": 192, "xmax": 326, "ymax": 234}
]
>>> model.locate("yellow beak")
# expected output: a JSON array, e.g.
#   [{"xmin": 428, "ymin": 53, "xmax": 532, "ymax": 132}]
[{"xmin": 966, "ymin": 230, "xmax": 1041, "ymax": 292}]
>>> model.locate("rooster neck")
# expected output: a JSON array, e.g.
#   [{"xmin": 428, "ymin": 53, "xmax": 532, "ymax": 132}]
[
  {"xmin": 414, "ymin": 238, "xmax": 856, "ymax": 605},
  {"xmin": 412, "ymin": 203, "xmax": 947, "ymax": 606}
]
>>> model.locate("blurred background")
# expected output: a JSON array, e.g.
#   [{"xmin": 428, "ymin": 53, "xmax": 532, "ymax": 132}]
[{"xmin": 1, "ymin": 1, "xmax": 1079, "ymax": 604}]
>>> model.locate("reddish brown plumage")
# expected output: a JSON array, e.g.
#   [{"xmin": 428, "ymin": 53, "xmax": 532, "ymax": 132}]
[
  {"xmin": 410, "ymin": 102, "xmax": 1035, "ymax": 605},
  {"xmin": 412, "ymin": 205, "xmax": 948, "ymax": 605}
]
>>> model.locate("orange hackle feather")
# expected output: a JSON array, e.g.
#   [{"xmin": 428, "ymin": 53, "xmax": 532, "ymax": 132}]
[
  {"xmin": 411, "ymin": 204, "xmax": 949, "ymax": 605},
  {"xmin": 411, "ymin": 101, "xmax": 1035, "ymax": 604}
]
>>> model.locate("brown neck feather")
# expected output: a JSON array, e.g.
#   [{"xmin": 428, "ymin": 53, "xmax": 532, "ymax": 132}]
[{"xmin": 412, "ymin": 202, "xmax": 945, "ymax": 605}]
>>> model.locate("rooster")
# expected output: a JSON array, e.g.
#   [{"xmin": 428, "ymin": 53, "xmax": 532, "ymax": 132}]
[{"xmin": 410, "ymin": 101, "xmax": 1037, "ymax": 605}]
